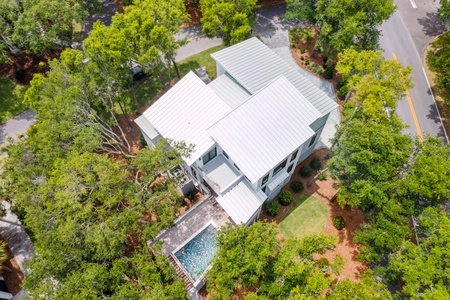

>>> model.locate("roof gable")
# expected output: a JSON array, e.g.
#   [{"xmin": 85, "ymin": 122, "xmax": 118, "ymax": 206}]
[
  {"xmin": 142, "ymin": 71, "xmax": 231, "ymax": 165},
  {"xmin": 211, "ymin": 37, "xmax": 338, "ymax": 115},
  {"xmin": 208, "ymin": 76, "xmax": 321, "ymax": 183}
]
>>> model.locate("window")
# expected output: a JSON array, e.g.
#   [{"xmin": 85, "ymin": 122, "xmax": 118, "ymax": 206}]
[
  {"xmin": 202, "ymin": 147, "xmax": 217, "ymax": 165},
  {"xmin": 287, "ymin": 163, "xmax": 294, "ymax": 173},
  {"xmin": 262, "ymin": 186, "xmax": 267, "ymax": 193},
  {"xmin": 290, "ymin": 149, "xmax": 299, "ymax": 162},
  {"xmin": 308, "ymin": 134, "xmax": 317, "ymax": 147},
  {"xmin": 273, "ymin": 159, "xmax": 287, "ymax": 176},
  {"xmin": 261, "ymin": 174, "xmax": 269, "ymax": 186},
  {"xmin": 223, "ymin": 150, "xmax": 229, "ymax": 159},
  {"xmin": 234, "ymin": 163, "xmax": 240, "ymax": 171}
]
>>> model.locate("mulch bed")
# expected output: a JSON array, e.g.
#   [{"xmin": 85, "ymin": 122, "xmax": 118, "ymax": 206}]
[{"xmin": 0, "ymin": 237, "xmax": 24, "ymax": 296}]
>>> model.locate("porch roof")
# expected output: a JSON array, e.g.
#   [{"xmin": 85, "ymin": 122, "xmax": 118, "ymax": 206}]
[
  {"xmin": 202, "ymin": 154, "xmax": 241, "ymax": 193},
  {"xmin": 216, "ymin": 180, "xmax": 267, "ymax": 225}
]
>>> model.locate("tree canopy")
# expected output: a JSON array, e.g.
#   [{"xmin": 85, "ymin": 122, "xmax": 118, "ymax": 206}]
[
  {"xmin": 285, "ymin": 0, "xmax": 396, "ymax": 56},
  {"xmin": 200, "ymin": 0, "xmax": 257, "ymax": 46}
]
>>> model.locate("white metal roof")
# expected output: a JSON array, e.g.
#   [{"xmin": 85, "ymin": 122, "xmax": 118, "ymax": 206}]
[
  {"xmin": 267, "ymin": 171, "xmax": 290, "ymax": 191},
  {"xmin": 216, "ymin": 180, "xmax": 267, "ymax": 225},
  {"xmin": 208, "ymin": 76, "xmax": 321, "ymax": 184},
  {"xmin": 208, "ymin": 73, "xmax": 251, "ymax": 109},
  {"xmin": 134, "ymin": 115, "xmax": 160, "ymax": 139},
  {"xmin": 140, "ymin": 71, "xmax": 231, "ymax": 165},
  {"xmin": 211, "ymin": 37, "xmax": 338, "ymax": 116}
]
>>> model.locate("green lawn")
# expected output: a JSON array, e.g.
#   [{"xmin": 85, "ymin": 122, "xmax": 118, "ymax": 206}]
[
  {"xmin": 279, "ymin": 194, "xmax": 328, "ymax": 239},
  {"xmin": 0, "ymin": 77, "xmax": 27, "ymax": 125},
  {"xmin": 178, "ymin": 44, "xmax": 225, "ymax": 79}
]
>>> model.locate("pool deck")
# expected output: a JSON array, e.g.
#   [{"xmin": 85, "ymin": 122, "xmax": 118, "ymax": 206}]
[{"xmin": 155, "ymin": 197, "xmax": 232, "ymax": 256}]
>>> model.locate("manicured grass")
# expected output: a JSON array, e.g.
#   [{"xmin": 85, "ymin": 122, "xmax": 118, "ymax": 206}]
[
  {"xmin": 0, "ymin": 77, "xmax": 27, "ymax": 125},
  {"xmin": 279, "ymin": 194, "xmax": 327, "ymax": 239},
  {"xmin": 178, "ymin": 44, "xmax": 225, "ymax": 79}
]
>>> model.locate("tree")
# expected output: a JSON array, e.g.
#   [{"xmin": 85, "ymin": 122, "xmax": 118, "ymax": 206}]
[
  {"xmin": 206, "ymin": 222, "xmax": 278, "ymax": 300},
  {"xmin": 286, "ymin": 0, "xmax": 396, "ymax": 57},
  {"xmin": 399, "ymin": 137, "xmax": 450, "ymax": 210},
  {"xmin": 0, "ymin": 0, "xmax": 101, "ymax": 60},
  {"xmin": 387, "ymin": 207, "xmax": 450, "ymax": 298},
  {"xmin": 259, "ymin": 234, "xmax": 337, "ymax": 298},
  {"xmin": 200, "ymin": 0, "xmax": 257, "ymax": 46},
  {"xmin": 328, "ymin": 271, "xmax": 392, "ymax": 299},
  {"xmin": 437, "ymin": 0, "xmax": 450, "ymax": 22}
]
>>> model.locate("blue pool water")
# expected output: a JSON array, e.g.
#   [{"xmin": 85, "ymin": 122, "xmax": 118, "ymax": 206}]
[{"xmin": 174, "ymin": 224, "xmax": 218, "ymax": 281}]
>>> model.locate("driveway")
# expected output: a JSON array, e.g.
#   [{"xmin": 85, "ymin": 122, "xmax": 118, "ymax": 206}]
[{"xmin": 0, "ymin": 109, "xmax": 36, "ymax": 146}]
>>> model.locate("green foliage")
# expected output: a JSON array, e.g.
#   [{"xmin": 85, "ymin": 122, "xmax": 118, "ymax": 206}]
[
  {"xmin": 287, "ymin": 0, "xmax": 395, "ymax": 56},
  {"xmin": 259, "ymin": 234, "xmax": 336, "ymax": 298},
  {"xmin": 207, "ymin": 222, "xmax": 278, "ymax": 300},
  {"xmin": 331, "ymin": 254, "xmax": 345, "ymax": 275},
  {"xmin": 200, "ymin": 0, "xmax": 257, "ymax": 46},
  {"xmin": 332, "ymin": 216, "xmax": 345, "ymax": 230},
  {"xmin": 427, "ymin": 32, "xmax": 450, "ymax": 101},
  {"xmin": 305, "ymin": 59, "xmax": 310, "ymax": 65},
  {"xmin": 437, "ymin": 0, "xmax": 450, "ymax": 22},
  {"xmin": 323, "ymin": 64, "xmax": 334, "ymax": 79},
  {"xmin": 265, "ymin": 200, "xmax": 280, "ymax": 216},
  {"xmin": 337, "ymin": 77, "xmax": 348, "ymax": 100},
  {"xmin": 307, "ymin": 62, "xmax": 322, "ymax": 75},
  {"xmin": 0, "ymin": 77, "xmax": 27, "ymax": 124},
  {"xmin": 387, "ymin": 207, "xmax": 450, "ymax": 298},
  {"xmin": 342, "ymin": 101, "xmax": 355, "ymax": 120},
  {"xmin": 289, "ymin": 27, "xmax": 315, "ymax": 46},
  {"xmin": 328, "ymin": 271, "xmax": 392, "ymax": 299},
  {"xmin": 178, "ymin": 44, "xmax": 226, "ymax": 78},
  {"xmin": 0, "ymin": 0, "xmax": 102, "ymax": 56},
  {"xmin": 279, "ymin": 190, "xmax": 293, "ymax": 206},
  {"xmin": 290, "ymin": 180, "xmax": 304, "ymax": 193},
  {"xmin": 317, "ymin": 171, "xmax": 327, "ymax": 181},
  {"xmin": 317, "ymin": 257, "xmax": 330, "ymax": 268},
  {"xmin": 309, "ymin": 157, "xmax": 322, "ymax": 170},
  {"xmin": 299, "ymin": 165, "xmax": 312, "ymax": 178}
]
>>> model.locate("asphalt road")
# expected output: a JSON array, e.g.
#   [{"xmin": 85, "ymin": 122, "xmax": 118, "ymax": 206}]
[{"xmin": 380, "ymin": 8, "xmax": 448, "ymax": 142}]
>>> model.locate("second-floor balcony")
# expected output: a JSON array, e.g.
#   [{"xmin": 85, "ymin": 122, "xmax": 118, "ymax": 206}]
[{"xmin": 200, "ymin": 154, "xmax": 242, "ymax": 195}]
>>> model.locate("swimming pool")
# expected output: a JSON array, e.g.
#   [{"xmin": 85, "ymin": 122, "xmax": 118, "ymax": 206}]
[{"xmin": 174, "ymin": 224, "xmax": 218, "ymax": 282}]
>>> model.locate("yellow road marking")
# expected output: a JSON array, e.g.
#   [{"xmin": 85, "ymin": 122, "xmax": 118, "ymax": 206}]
[{"xmin": 392, "ymin": 52, "xmax": 424, "ymax": 143}]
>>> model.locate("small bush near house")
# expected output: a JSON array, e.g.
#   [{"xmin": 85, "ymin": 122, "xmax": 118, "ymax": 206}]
[
  {"xmin": 317, "ymin": 257, "xmax": 330, "ymax": 269},
  {"xmin": 291, "ymin": 180, "xmax": 304, "ymax": 193},
  {"xmin": 300, "ymin": 48, "xmax": 306, "ymax": 54},
  {"xmin": 140, "ymin": 133, "xmax": 147, "ymax": 147},
  {"xmin": 332, "ymin": 215, "xmax": 345, "ymax": 230},
  {"xmin": 305, "ymin": 59, "xmax": 310, "ymax": 66},
  {"xmin": 317, "ymin": 171, "xmax": 327, "ymax": 181},
  {"xmin": 337, "ymin": 77, "xmax": 348, "ymax": 100},
  {"xmin": 308, "ymin": 63, "xmax": 322, "ymax": 75},
  {"xmin": 300, "ymin": 56, "xmax": 305, "ymax": 61},
  {"xmin": 279, "ymin": 190, "xmax": 293, "ymax": 206},
  {"xmin": 310, "ymin": 157, "xmax": 322, "ymax": 170},
  {"xmin": 323, "ymin": 65, "xmax": 334, "ymax": 79},
  {"xmin": 265, "ymin": 200, "xmax": 280, "ymax": 216},
  {"xmin": 299, "ymin": 166, "xmax": 312, "ymax": 178}
]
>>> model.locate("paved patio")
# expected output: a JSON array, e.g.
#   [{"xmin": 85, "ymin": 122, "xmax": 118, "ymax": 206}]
[{"xmin": 154, "ymin": 197, "xmax": 232, "ymax": 256}]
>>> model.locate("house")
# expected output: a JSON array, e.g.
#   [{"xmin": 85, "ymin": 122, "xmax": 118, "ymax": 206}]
[{"xmin": 135, "ymin": 37, "xmax": 338, "ymax": 226}]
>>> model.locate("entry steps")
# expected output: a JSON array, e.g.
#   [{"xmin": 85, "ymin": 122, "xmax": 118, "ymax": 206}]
[{"xmin": 168, "ymin": 253, "xmax": 194, "ymax": 291}]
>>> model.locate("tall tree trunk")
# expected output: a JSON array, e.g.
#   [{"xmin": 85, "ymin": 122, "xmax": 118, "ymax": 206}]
[
  {"xmin": 118, "ymin": 100, "xmax": 133, "ymax": 129},
  {"xmin": 172, "ymin": 58, "xmax": 180, "ymax": 79}
]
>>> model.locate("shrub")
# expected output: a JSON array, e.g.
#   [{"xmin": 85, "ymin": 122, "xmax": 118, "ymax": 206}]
[
  {"xmin": 299, "ymin": 166, "xmax": 312, "ymax": 178},
  {"xmin": 331, "ymin": 254, "xmax": 345, "ymax": 275},
  {"xmin": 310, "ymin": 157, "xmax": 322, "ymax": 170},
  {"xmin": 140, "ymin": 133, "xmax": 147, "ymax": 147},
  {"xmin": 343, "ymin": 101, "xmax": 355, "ymax": 119},
  {"xmin": 305, "ymin": 59, "xmax": 310, "ymax": 66},
  {"xmin": 265, "ymin": 200, "xmax": 280, "ymax": 216},
  {"xmin": 308, "ymin": 63, "xmax": 322, "ymax": 75},
  {"xmin": 279, "ymin": 190, "xmax": 293, "ymax": 206},
  {"xmin": 300, "ymin": 56, "xmax": 305, "ymax": 61},
  {"xmin": 317, "ymin": 171, "xmax": 327, "ymax": 181},
  {"xmin": 323, "ymin": 65, "xmax": 334, "ymax": 79},
  {"xmin": 337, "ymin": 78, "xmax": 348, "ymax": 100},
  {"xmin": 332, "ymin": 216, "xmax": 345, "ymax": 230},
  {"xmin": 317, "ymin": 257, "xmax": 330, "ymax": 268},
  {"xmin": 300, "ymin": 48, "xmax": 306, "ymax": 54},
  {"xmin": 13, "ymin": 70, "xmax": 25, "ymax": 82},
  {"xmin": 38, "ymin": 61, "xmax": 46, "ymax": 68},
  {"xmin": 291, "ymin": 180, "xmax": 304, "ymax": 193}
]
